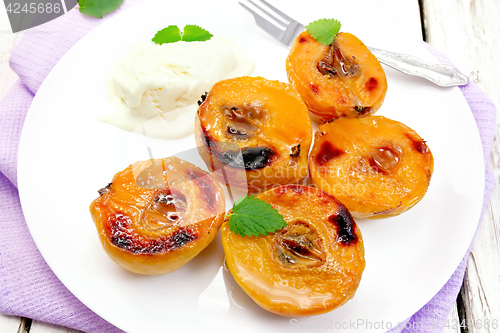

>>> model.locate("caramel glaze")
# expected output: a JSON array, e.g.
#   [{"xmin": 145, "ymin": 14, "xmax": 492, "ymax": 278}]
[
  {"xmin": 90, "ymin": 157, "xmax": 225, "ymax": 275},
  {"xmin": 328, "ymin": 204, "xmax": 358, "ymax": 246},
  {"xmin": 221, "ymin": 184, "xmax": 365, "ymax": 317},
  {"xmin": 195, "ymin": 77, "xmax": 312, "ymax": 194},
  {"xmin": 309, "ymin": 116, "xmax": 434, "ymax": 218},
  {"xmin": 286, "ymin": 31, "xmax": 388, "ymax": 122}
]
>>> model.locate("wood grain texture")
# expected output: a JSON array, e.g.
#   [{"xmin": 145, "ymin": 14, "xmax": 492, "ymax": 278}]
[
  {"xmin": 422, "ymin": 0, "xmax": 500, "ymax": 108},
  {"xmin": 0, "ymin": 6, "xmax": 23, "ymax": 332},
  {"xmin": 0, "ymin": 314, "xmax": 23, "ymax": 333},
  {"xmin": 29, "ymin": 321, "xmax": 81, "ymax": 333},
  {"xmin": 459, "ymin": 137, "xmax": 500, "ymax": 333},
  {"xmin": 422, "ymin": 0, "xmax": 500, "ymax": 333},
  {"xmin": 0, "ymin": 33, "xmax": 21, "ymax": 100},
  {"xmin": 442, "ymin": 303, "xmax": 462, "ymax": 333},
  {"xmin": 0, "ymin": 0, "xmax": 21, "ymax": 100},
  {"xmin": 345, "ymin": 0, "xmax": 423, "ymax": 40}
]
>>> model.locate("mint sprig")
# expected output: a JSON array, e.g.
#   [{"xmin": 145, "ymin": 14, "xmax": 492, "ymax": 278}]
[
  {"xmin": 152, "ymin": 25, "xmax": 182, "ymax": 44},
  {"xmin": 226, "ymin": 196, "xmax": 287, "ymax": 237},
  {"xmin": 305, "ymin": 18, "xmax": 342, "ymax": 45},
  {"xmin": 152, "ymin": 25, "xmax": 213, "ymax": 45},
  {"xmin": 78, "ymin": 0, "xmax": 123, "ymax": 18}
]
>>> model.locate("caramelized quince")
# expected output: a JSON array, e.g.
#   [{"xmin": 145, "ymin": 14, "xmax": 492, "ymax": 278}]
[
  {"xmin": 221, "ymin": 185, "xmax": 365, "ymax": 316},
  {"xmin": 90, "ymin": 157, "xmax": 225, "ymax": 275},
  {"xmin": 286, "ymin": 31, "xmax": 387, "ymax": 122},
  {"xmin": 309, "ymin": 116, "xmax": 434, "ymax": 218},
  {"xmin": 195, "ymin": 76, "xmax": 313, "ymax": 194}
]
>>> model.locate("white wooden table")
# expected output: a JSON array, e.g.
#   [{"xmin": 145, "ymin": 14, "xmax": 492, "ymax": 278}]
[{"xmin": 1, "ymin": 1, "xmax": 499, "ymax": 332}]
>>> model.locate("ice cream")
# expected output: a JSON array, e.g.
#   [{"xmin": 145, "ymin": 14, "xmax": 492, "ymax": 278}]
[{"xmin": 101, "ymin": 36, "xmax": 255, "ymax": 139}]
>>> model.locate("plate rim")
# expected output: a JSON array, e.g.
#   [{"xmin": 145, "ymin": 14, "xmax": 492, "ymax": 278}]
[{"xmin": 17, "ymin": 0, "xmax": 485, "ymax": 331}]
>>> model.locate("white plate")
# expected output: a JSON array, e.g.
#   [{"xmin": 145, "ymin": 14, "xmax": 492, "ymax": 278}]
[{"xmin": 18, "ymin": 0, "xmax": 484, "ymax": 332}]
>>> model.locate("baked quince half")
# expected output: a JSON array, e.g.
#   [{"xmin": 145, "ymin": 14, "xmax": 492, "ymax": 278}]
[
  {"xmin": 286, "ymin": 31, "xmax": 387, "ymax": 123},
  {"xmin": 309, "ymin": 116, "xmax": 434, "ymax": 218},
  {"xmin": 221, "ymin": 185, "xmax": 365, "ymax": 316},
  {"xmin": 195, "ymin": 76, "xmax": 313, "ymax": 194},
  {"xmin": 90, "ymin": 157, "xmax": 225, "ymax": 275}
]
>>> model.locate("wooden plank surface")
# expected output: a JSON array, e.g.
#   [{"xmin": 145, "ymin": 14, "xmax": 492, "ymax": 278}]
[
  {"xmin": 0, "ymin": 1, "xmax": 22, "ymax": 101},
  {"xmin": 0, "ymin": 314, "xmax": 23, "ymax": 333},
  {"xmin": 0, "ymin": 33, "xmax": 21, "ymax": 100},
  {"xmin": 422, "ymin": 1, "xmax": 500, "ymax": 333},
  {"xmin": 29, "ymin": 321, "xmax": 80, "ymax": 333},
  {"xmin": 443, "ymin": 304, "xmax": 462, "ymax": 333},
  {"xmin": 0, "ymin": 4, "xmax": 25, "ymax": 330}
]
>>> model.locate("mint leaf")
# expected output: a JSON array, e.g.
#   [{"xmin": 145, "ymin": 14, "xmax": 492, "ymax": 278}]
[
  {"xmin": 306, "ymin": 18, "xmax": 342, "ymax": 45},
  {"xmin": 152, "ymin": 25, "xmax": 213, "ymax": 45},
  {"xmin": 152, "ymin": 26, "xmax": 182, "ymax": 45},
  {"xmin": 78, "ymin": 0, "xmax": 123, "ymax": 18},
  {"xmin": 227, "ymin": 196, "xmax": 287, "ymax": 237},
  {"xmin": 233, "ymin": 196, "xmax": 246, "ymax": 206},
  {"xmin": 182, "ymin": 25, "xmax": 213, "ymax": 42}
]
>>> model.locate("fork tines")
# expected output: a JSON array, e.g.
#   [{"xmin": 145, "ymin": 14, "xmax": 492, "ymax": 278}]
[
  {"xmin": 248, "ymin": 0, "xmax": 294, "ymax": 25},
  {"xmin": 239, "ymin": 0, "xmax": 305, "ymax": 47}
]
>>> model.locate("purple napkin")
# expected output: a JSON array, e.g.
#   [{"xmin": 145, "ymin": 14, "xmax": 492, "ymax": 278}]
[
  {"xmin": 0, "ymin": 1, "xmax": 496, "ymax": 332},
  {"xmin": 393, "ymin": 45, "xmax": 497, "ymax": 333}
]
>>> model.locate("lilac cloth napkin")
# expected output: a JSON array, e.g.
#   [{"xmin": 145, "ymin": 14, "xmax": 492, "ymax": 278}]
[{"xmin": 0, "ymin": 1, "xmax": 496, "ymax": 332}]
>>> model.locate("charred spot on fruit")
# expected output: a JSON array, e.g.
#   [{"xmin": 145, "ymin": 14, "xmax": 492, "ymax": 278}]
[
  {"xmin": 290, "ymin": 143, "xmax": 301, "ymax": 157},
  {"xmin": 328, "ymin": 206, "xmax": 358, "ymax": 246},
  {"xmin": 242, "ymin": 147, "xmax": 275, "ymax": 169},
  {"xmin": 197, "ymin": 92, "xmax": 208, "ymax": 106},
  {"xmin": 315, "ymin": 141, "xmax": 344, "ymax": 166},
  {"xmin": 98, "ymin": 183, "xmax": 112, "ymax": 196},
  {"xmin": 354, "ymin": 106, "xmax": 371, "ymax": 115},
  {"xmin": 365, "ymin": 77, "xmax": 378, "ymax": 92},
  {"xmin": 172, "ymin": 228, "xmax": 197, "ymax": 248},
  {"xmin": 405, "ymin": 133, "xmax": 430, "ymax": 154},
  {"xmin": 108, "ymin": 213, "xmax": 197, "ymax": 254},
  {"xmin": 310, "ymin": 83, "xmax": 320, "ymax": 94},
  {"xmin": 216, "ymin": 146, "xmax": 275, "ymax": 170},
  {"xmin": 416, "ymin": 140, "xmax": 429, "ymax": 154}
]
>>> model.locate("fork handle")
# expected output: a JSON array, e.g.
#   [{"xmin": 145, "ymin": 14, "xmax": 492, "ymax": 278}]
[{"xmin": 368, "ymin": 46, "xmax": 469, "ymax": 87}]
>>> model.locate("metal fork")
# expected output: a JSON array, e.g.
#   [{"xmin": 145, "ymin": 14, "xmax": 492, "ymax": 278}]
[{"xmin": 239, "ymin": 0, "xmax": 469, "ymax": 87}]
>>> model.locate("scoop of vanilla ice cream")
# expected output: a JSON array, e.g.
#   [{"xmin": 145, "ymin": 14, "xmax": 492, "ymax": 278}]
[{"xmin": 108, "ymin": 37, "xmax": 255, "ymax": 126}]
